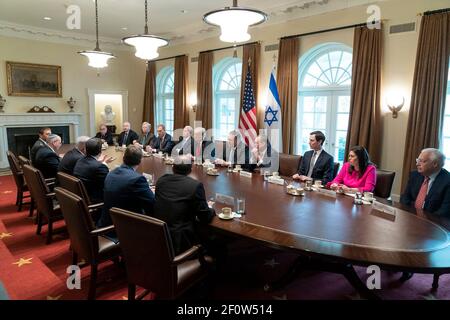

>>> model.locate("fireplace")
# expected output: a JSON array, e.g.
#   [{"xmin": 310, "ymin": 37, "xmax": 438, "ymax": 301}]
[{"xmin": 7, "ymin": 126, "xmax": 70, "ymax": 159}]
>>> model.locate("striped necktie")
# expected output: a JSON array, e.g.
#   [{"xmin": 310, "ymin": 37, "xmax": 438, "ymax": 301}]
[{"xmin": 414, "ymin": 177, "xmax": 430, "ymax": 210}]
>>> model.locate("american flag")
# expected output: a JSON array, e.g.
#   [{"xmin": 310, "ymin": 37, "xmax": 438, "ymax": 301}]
[{"xmin": 239, "ymin": 64, "xmax": 257, "ymax": 146}]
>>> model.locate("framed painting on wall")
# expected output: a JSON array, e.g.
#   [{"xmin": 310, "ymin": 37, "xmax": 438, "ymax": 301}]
[{"xmin": 6, "ymin": 61, "xmax": 62, "ymax": 97}]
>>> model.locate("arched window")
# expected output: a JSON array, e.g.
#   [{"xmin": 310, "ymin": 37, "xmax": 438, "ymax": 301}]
[
  {"xmin": 296, "ymin": 43, "xmax": 352, "ymax": 164},
  {"xmin": 213, "ymin": 57, "xmax": 242, "ymax": 140},
  {"xmin": 156, "ymin": 66, "xmax": 174, "ymax": 135},
  {"xmin": 443, "ymin": 62, "xmax": 450, "ymax": 170}
]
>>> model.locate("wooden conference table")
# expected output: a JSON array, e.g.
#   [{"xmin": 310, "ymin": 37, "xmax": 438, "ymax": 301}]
[{"xmin": 62, "ymin": 145, "xmax": 450, "ymax": 296}]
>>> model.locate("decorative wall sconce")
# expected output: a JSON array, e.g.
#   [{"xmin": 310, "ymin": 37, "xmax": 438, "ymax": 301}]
[
  {"xmin": 387, "ymin": 96, "xmax": 404, "ymax": 119},
  {"xmin": 67, "ymin": 97, "xmax": 76, "ymax": 112},
  {"xmin": 190, "ymin": 94, "xmax": 197, "ymax": 112},
  {"xmin": 0, "ymin": 94, "xmax": 6, "ymax": 113}
]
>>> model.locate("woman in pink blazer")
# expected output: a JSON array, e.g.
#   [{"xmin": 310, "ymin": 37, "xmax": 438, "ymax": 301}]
[{"xmin": 328, "ymin": 146, "xmax": 376, "ymax": 193}]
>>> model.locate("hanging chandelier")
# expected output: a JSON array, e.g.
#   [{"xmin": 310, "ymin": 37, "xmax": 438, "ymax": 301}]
[
  {"xmin": 78, "ymin": 0, "xmax": 115, "ymax": 68},
  {"xmin": 203, "ymin": 0, "xmax": 267, "ymax": 43},
  {"xmin": 122, "ymin": 0, "xmax": 168, "ymax": 60}
]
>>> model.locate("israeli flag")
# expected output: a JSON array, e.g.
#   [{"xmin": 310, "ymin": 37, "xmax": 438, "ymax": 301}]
[{"xmin": 264, "ymin": 68, "xmax": 282, "ymax": 152}]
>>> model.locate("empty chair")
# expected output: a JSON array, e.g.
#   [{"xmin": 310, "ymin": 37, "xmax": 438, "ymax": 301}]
[
  {"xmin": 22, "ymin": 165, "xmax": 64, "ymax": 244},
  {"xmin": 6, "ymin": 151, "xmax": 32, "ymax": 213},
  {"xmin": 374, "ymin": 169, "xmax": 395, "ymax": 199},
  {"xmin": 110, "ymin": 207, "xmax": 212, "ymax": 300},
  {"xmin": 279, "ymin": 153, "xmax": 302, "ymax": 177},
  {"xmin": 54, "ymin": 187, "xmax": 121, "ymax": 300}
]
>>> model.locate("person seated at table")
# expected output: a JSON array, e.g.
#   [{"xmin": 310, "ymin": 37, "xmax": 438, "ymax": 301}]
[
  {"xmin": 99, "ymin": 145, "xmax": 155, "ymax": 239},
  {"xmin": 145, "ymin": 124, "xmax": 175, "ymax": 154},
  {"xmin": 73, "ymin": 138, "xmax": 113, "ymax": 204},
  {"xmin": 117, "ymin": 122, "xmax": 139, "ymax": 147},
  {"xmin": 328, "ymin": 146, "xmax": 376, "ymax": 193},
  {"xmin": 58, "ymin": 136, "xmax": 90, "ymax": 175},
  {"xmin": 250, "ymin": 133, "xmax": 272, "ymax": 169},
  {"xmin": 94, "ymin": 123, "xmax": 113, "ymax": 146},
  {"xmin": 293, "ymin": 131, "xmax": 334, "ymax": 185},
  {"xmin": 30, "ymin": 127, "xmax": 52, "ymax": 164},
  {"xmin": 191, "ymin": 127, "xmax": 215, "ymax": 162},
  {"xmin": 133, "ymin": 122, "xmax": 155, "ymax": 149},
  {"xmin": 153, "ymin": 155, "xmax": 215, "ymax": 255},
  {"xmin": 401, "ymin": 148, "xmax": 450, "ymax": 216},
  {"xmin": 34, "ymin": 134, "xmax": 62, "ymax": 179},
  {"xmin": 173, "ymin": 125, "xmax": 194, "ymax": 156},
  {"xmin": 214, "ymin": 130, "xmax": 252, "ymax": 171}
]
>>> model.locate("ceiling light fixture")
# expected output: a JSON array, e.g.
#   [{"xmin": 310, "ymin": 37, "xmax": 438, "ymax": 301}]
[
  {"xmin": 203, "ymin": 0, "xmax": 267, "ymax": 43},
  {"xmin": 122, "ymin": 0, "xmax": 168, "ymax": 61},
  {"xmin": 43, "ymin": 17, "xmax": 52, "ymax": 21},
  {"xmin": 78, "ymin": 0, "xmax": 115, "ymax": 69}
]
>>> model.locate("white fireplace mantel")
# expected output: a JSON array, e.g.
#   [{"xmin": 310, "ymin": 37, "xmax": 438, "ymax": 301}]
[{"xmin": 0, "ymin": 113, "xmax": 84, "ymax": 169}]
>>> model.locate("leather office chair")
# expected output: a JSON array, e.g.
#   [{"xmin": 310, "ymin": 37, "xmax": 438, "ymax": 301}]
[
  {"xmin": 18, "ymin": 155, "xmax": 31, "ymax": 167},
  {"xmin": 6, "ymin": 151, "xmax": 33, "ymax": 214},
  {"xmin": 279, "ymin": 153, "xmax": 302, "ymax": 177},
  {"xmin": 54, "ymin": 187, "xmax": 121, "ymax": 300},
  {"xmin": 374, "ymin": 169, "xmax": 395, "ymax": 199},
  {"xmin": 22, "ymin": 165, "xmax": 64, "ymax": 244},
  {"xmin": 333, "ymin": 162, "xmax": 340, "ymax": 179},
  {"xmin": 110, "ymin": 207, "xmax": 212, "ymax": 300}
]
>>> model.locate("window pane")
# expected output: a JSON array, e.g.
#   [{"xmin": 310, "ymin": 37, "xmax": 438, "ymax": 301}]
[
  {"xmin": 338, "ymin": 96, "xmax": 351, "ymax": 112},
  {"xmin": 315, "ymin": 96, "xmax": 327, "ymax": 112},
  {"xmin": 335, "ymin": 131, "xmax": 348, "ymax": 163},
  {"xmin": 336, "ymin": 114, "xmax": 349, "ymax": 131},
  {"xmin": 303, "ymin": 96, "xmax": 315, "ymax": 112}
]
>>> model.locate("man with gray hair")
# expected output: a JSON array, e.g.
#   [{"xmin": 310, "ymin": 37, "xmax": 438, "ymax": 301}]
[
  {"xmin": 34, "ymin": 134, "xmax": 62, "ymax": 179},
  {"xmin": 401, "ymin": 148, "xmax": 449, "ymax": 216},
  {"xmin": 173, "ymin": 125, "xmax": 194, "ymax": 156},
  {"xmin": 133, "ymin": 122, "xmax": 155, "ymax": 149},
  {"xmin": 58, "ymin": 136, "xmax": 90, "ymax": 175},
  {"xmin": 118, "ymin": 121, "xmax": 138, "ymax": 146}
]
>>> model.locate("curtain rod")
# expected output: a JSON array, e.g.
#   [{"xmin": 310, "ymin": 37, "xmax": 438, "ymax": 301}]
[
  {"xmin": 199, "ymin": 41, "xmax": 259, "ymax": 54},
  {"xmin": 280, "ymin": 21, "xmax": 374, "ymax": 40},
  {"xmin": 423, "ymin": 8, "xmax": 450, "ymax": 16},
  {"xmin": 151, "ymin": 54, "xmax": 186, "ymax": 62}
]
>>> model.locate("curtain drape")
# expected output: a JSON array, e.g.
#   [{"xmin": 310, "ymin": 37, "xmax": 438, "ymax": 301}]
[
  {"xmin": 196, "ymin": 51, "xmax": 214, "ymax": 130},
  {"xmin": 142, "ymin": 61, "xmax": 156, "ymax": 131},
  {"xmin": 174, "ymin": 55, "xmax": 189, "ymax": 130}
]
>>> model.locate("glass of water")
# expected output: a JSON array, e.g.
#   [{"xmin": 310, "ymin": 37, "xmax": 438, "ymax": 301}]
[{"xmin": 236, "ymin": 198, "xmax": 246, "ymax": 215}]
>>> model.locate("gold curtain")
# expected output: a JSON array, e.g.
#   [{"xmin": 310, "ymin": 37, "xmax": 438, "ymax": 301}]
[
  {"xmin": 142, "ymin": 61, "xmax": 156, "ymax": 130},
  {"xmin": 174, "ymin": 55, "xmax": 189, "ymax": 130},
  {"xmin": 240, "ymin": 43, "xmax": 261, "ymax": 129},
  {"xmin": 277, "ymin": 37, "xmax": 299, "ymax": 154},
  {"xmin": 196, "ymin": 51, "xmax": 214, "ymax": 130},
  {"xmin": 344, "ymin": 26, "xmax": 382, "ymax": 165},
  {"xmin": 401, "ymin": 12, "xmax": 450, "ymax": 190}
]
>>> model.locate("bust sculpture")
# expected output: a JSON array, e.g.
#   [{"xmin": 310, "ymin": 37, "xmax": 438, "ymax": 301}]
[{"xmin": 101, "ymin": 105, "xmax": 116, "ymax": 126}]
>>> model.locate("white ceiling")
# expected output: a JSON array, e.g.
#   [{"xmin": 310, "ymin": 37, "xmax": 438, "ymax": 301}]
[{"xmin": 0, "ymin": 0, "xmax": 379, "ymax": 47}]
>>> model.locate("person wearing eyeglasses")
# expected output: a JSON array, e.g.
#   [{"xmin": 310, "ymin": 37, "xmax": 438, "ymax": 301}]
[{"xmin": 401, "ymin": 148, "xmax": 450, "ymax": 216}]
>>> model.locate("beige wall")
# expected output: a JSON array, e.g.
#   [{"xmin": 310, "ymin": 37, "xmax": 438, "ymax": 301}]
[{"xmin": 94, "ymin": 94, "xmax": 123, "ymax": 131}]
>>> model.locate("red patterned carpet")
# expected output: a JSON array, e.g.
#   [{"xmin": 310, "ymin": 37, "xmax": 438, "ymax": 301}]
[{"xmin": 0, "ymin": 174, "xmax": 449, "ymax": 300}]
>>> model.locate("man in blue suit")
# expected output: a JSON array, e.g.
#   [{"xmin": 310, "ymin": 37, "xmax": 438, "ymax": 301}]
[
  {"xmin": 146, "ymin": 124, "xmax": 175, "ymax": 154},
  {"xmin": 34, "ymin": 134, "xmax": 62, "ymax": 179},
  {"xmin": 401, "ymin": 148, "xmax": 450, "ymax": 216},
  {"xmin": 58, "ymin": 136, "xmax": 90, "ymax": 175},
  {"xmin": 293, "ymin": 131, "xmax": 334, "ymax": 185},
  {"xmin": 99, "ymin": 145, "xmax": 155, "ymax": 229}
]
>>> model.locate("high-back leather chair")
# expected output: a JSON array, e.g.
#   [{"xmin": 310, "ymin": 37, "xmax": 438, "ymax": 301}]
[
  {"xmin": 18, "ymin": 155, "xmax": 31, "ymax": 167},
  {"xmin": 110, "ymin": 207, "xmax": 212, "ymax": 300},
  {"xmin": 22, "ymin": 165, "xmax": 63, "ymax": 244},
  {"xmin": 374, "ymin": 169, "xmax": 396, "ymax": 199},
  {"xmin": 54, "ymin": 187, "xmax": 121, "ymax": 300},
  {"xmin": 333, "ymin": 162, "xmax": 340, "ymax": 179},
  {"xmin": 279, "ymin": 153, "xmax": 302, "ymax": 177},
  {"xmin": 6, "ymin": 151, "xmax": 32, "ymax": 213},
  {"xmin": 57, "ymin": 172, "xmax": 103, "ymax": 207}
]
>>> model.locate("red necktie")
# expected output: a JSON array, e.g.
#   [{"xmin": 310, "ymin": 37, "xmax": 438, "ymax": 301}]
[
  {"xmin": 415, "ymin": 177, "xmax": 430, "ymax": 210},
  {"xmin": 196, "ymin": 144, "xmax": 201, "ymax": 157}
]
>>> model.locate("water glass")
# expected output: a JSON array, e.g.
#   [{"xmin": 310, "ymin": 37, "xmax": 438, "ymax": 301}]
[
  {"xmin": 236, "ymin": 198, "xmax": 246, "ymax": 215},
  {"xmin": 263, "ymin": 170, "xmax": 270, "ymax": 181},
  {"xmin": 305, "ymin": 180, "xmax": 312, "ymax": 190}
]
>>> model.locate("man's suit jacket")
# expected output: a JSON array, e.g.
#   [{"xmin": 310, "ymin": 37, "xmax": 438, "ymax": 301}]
[
  {"xmin": 193, "ymin": 140, "xmax": 216, "ymax": 161},
  {"xmin": 400, "ymin": 169, "xmax": 450, "ymax": 216},
  {"xmin": 94, "ymin": 131, "xmax": 114, "ymax": 145},
  {"xmin": 136, "ymin": 132, "xmax": 155, "ymax": 147},
  {"xmin": 30, "ymin": 139, "xmax": 46, "ymax": 164},
  {"xmin": 153, "ymin": 173, "xmax": 215, "ymax": 255},
  {"xmin": 100, "ymin": 165, "xmax": 155, "ymax": 228},
  {"xmin": 222, "ymin": 143, "xmax": 253, "ymax": 172},
  {"xmin": 173, "ymin": 137, "xmax": 195, "ymax": 156},
  {"xmin": 153, "ymin": 133, "xmax": 175, "ymax": 154},
  {"xmin": 58, "ymin": 147, "xmax": 84, "ymax": 175},
  {"xmin": 117, "ymin": 129, "xmax": 139, "ymax": 146},
  {"xmin": 298, "ymin": 149, "xmax": 334, "ymax": 184},
  {"xmin": 34, "ymin": 146, "xmax": 60, "ymax": 179},
  {"xmin": 73, "ymin": 156, "xmax": 109, "ymax": 203}
]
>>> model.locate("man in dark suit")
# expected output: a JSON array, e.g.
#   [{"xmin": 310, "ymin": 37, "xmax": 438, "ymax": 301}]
[
  {"xmin": 250, "ymin": 133, "xmax": 272, "ymax": 170},
  {"xmin": 173, "ymin": 126, "xmax": 194, "ymax": 156},
  {"xmin": 293, "ymin": 131, "xmax": 334, "ymax": 185},
  {"xmin": 94, "ymin": 124, "xmax": 113, "ymax": 145},
  {"xmin": 58, "ymin": 136, "xmax": 90, "ymax": 175},
  {"xmin": 133, "ymin": 122, "xmax": 155, "ymax": 149},
  {"xmin": 214, "ymin": 130, "xmax": 253, "ymax": 171},
  {"xmin": 30, "ymin": 127, "xmax": 51, "ymax": 164},
  {"xmin": 401, "ymin": 148, "xmax": 450, "ymax": 216},
  {"xmin": 117, "ymin": 122, "xmax": 139, "ymax": 146},
  {"xmin": 34, "ymin": 134, "xmax": 62, "ymax": 179},
  {"xmin": 73, "ymin": 138, "xmax": 112, "ymax": 204},
  {"xmin": 191, "ymin": 127, "xmax": 215, "ymax": 161},
  {"xmin": 99, "ymin": 145, "xmax": 155, "ymax": 229},
  {"xmin": 153, "ymin": 155, "xmax": 215, "ymax": 255},
  {"xmin": 146, "ymin": 124, "xmax": 175, "ymax": 154}
]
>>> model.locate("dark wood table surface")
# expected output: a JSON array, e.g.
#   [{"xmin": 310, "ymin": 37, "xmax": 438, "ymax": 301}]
[{"xmin": 60, "ymin": 145, "xmax": 450, "ymax": 273}]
